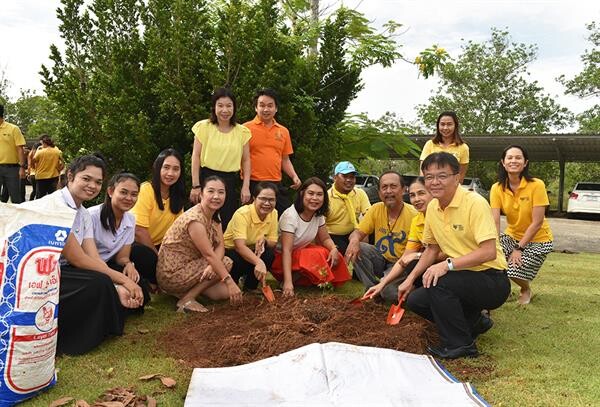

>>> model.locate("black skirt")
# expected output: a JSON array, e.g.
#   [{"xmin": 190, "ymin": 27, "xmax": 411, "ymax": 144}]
[{"xmin": 57, "ymin": 266, "xmax": 125, "ymax": 355}]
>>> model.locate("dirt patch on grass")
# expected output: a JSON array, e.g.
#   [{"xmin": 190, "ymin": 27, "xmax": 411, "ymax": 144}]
[{"xmin": 159, "ymin": 295, "xmax": 440, "ymax": 368}]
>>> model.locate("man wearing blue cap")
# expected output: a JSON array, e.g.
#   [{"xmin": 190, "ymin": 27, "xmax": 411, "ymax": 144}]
[{"xmin": 326, "ymin": 161, "xmax": 371, "ymax": 254}]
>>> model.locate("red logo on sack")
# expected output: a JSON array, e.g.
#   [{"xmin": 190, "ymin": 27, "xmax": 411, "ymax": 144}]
[{"xmin": 35, "ymin": 255, "xmax": 58, "ymax": 276}]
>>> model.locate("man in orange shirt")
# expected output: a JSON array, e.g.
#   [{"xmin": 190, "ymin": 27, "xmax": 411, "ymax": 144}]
[{"xmin": 244, "ymin": 89, "xmax": 301, "ymax": 215}]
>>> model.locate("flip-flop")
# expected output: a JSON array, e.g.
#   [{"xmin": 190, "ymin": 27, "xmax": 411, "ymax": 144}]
[{"xmin": 176, "ymin": 299, "xmax": 208, "ymax": 313}]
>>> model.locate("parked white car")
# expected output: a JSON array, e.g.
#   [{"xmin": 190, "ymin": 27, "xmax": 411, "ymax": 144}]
[
  {"xmin": 462, "ymin": 177, "xmax": 489, "ymax": 201},
  {"xmin": 567, "ymin": 182, "xmax": 600, "ymax": 216}
]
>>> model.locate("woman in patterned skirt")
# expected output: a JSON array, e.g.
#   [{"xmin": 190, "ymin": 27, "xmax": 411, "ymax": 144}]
[
  {"xmin": 490, "ymin": 145, "xmax": 553, "ymax": 305},
  {"xmin": 156, "ymin": 175, "xmax": 242, "ymax": 312}
]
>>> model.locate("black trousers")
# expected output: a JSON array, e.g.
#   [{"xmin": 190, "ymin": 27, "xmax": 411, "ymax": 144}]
[
  {"xmin": 201, "ymin": 167, "xmax": 239, "ymax": 230},
  {"xmin": 225, "ymin": 246, "xmax": 275, "ymax": 290},
  {"xmin": 330, "ymin": 233, "xmax": 351, "ymax": 255},
  {"xmin": 29, "ymin": 175, "xmax": 37, "ymax": 200},
  {"xmin": 130, "ymin": 242, "xmax": 158, "ymax": 284},
  {"xmin": 249, "ymin": 180, "xmax": 292, "ymax": 218},
  {"xmin": 406, "ymin": 269, "xmax": 510, "ymax": 348},
  {"xmin": 35, "ymin": 176, "xmax": 59, "ymax": 198}
]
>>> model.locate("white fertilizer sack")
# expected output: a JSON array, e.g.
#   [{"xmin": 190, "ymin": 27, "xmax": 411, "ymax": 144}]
[{"xmin": 0, "ymin": 202, "xmax": 75, "ymax": 406}]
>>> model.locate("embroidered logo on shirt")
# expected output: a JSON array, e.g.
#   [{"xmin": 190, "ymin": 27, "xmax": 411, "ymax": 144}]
[
  {"xmin": 519, "ymin": 197, "xmax": 530, "ymax": 202},
  {"xmin": 453, "ymin": 224, "xmax": 464, "ymax": 231}
]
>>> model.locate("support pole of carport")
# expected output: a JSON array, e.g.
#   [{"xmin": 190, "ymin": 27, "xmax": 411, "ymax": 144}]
[{"xmin": 558, "ymin": 159, "xmax": 565, "ymax": 213}]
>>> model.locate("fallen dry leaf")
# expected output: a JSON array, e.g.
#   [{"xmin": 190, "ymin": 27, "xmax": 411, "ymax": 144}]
[
  {"xmin": 147, "ymin": 396, "xmax": 157, "ymax": 407},
  {"xmin": 159, "ymin": 376, "xmax": 176, "ymax": 388},
  {"xmin": 50, "ymin": 397, "xmax": 74, "ymax": 407},
  {"xmin": 137, "ymin": 328, "xmax": 150, "ymax": 334},
  {"xmin": 138, "ymin": 374, "xmax": 160, "ymax": 381},
  {"xmin": 75, "ymin": 400, "xmax": 91, "ymax": 407},
  {"xmin": 93, "ymin": 402, "xmax": 125, "ymax": 407}
]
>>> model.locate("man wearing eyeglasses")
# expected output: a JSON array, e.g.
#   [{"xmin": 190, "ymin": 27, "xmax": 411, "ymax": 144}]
[
  {"xmin": 325, "ymin": 161, "xmax": 371, "ymax": 254},
  {"xmin": 397, "ymin": 152, "xmax": 510, "ymax": 359},
  {"xmin": 345, "ymin": 170, "xmax": 417, "ymax": 300}
]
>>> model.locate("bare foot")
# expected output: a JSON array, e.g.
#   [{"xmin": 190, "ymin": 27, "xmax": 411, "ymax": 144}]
[
  {"xmin": 115, "ymin": 284, "xmax": 141, "ymax": 309},
  {"xmin": 518, "ymin": 288, "xmax": 532, "ymax": 305},
  {"xmin": 176, "ymin": 299, "xmax": 209, "ymax": 313}
]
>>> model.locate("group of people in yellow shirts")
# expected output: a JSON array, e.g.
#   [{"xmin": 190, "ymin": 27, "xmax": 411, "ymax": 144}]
[{"xmin": 18, "ymin": 90, "xmax": 554, "ymax": 360}]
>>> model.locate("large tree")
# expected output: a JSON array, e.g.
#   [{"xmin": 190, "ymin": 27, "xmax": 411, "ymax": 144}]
[
  {"xmin": 41, "ymin": 0, "xmax": 406, "ymax": 181},
  {"xmin": 417, "ymin": 29, "xmax": 572, "ymax": 135},
  {"xmin": 560, "ymin": 22, "xmax": 600, "ymax": 133}
]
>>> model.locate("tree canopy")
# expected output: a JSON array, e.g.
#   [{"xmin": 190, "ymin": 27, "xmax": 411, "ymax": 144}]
[
  {"xmin": 560, "ymin": 21, "xmax": 600, "ymax": 132},
  {"xmin": 41, "ymin": 0, "xmax": 409, "ymax": 181},
  {"xmin": 417, "ymin": 29, "xmax": 573, "ymax": 134}
]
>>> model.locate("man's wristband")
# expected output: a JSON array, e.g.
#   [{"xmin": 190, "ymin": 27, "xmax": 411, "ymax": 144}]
[
  {"xmin": 191, "ymin": 185, "xmax": 201, "ymax": 189},
  {"xmin": 446, "ymin": 258, "xmax": 455, "ymax": 271}
]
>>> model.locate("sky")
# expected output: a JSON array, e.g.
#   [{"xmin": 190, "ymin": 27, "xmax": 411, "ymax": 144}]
[{"xmin": 1, "ymin": 0, "xmax": 599, "ymax": 128}]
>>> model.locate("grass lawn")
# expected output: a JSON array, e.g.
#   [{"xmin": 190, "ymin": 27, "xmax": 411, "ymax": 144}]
[{"xmin": 21, "ymin": 252, "xmax": 600, "ymax": 406}]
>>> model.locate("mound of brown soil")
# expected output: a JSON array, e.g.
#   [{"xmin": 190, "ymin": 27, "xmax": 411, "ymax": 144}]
[{"xmin": 160, "ymin": 295, "xmax": 439, "ymax": 368}]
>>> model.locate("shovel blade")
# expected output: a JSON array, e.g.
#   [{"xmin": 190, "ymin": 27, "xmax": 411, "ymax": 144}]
[
  {"xmin": 262, "ymin": 285, "xmax": 275, "ymax": 303},
  {"xmin": 349, "ymin": 296, "xmax": 365, "ymax": 306},
  {"xmin": 386, "ymin": 303, "xmax": 405, "ymax": 325}
]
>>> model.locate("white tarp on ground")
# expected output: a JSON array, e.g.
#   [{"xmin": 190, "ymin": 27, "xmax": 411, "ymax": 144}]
[{"xmin": 185, "ymin": 342, "xmax": 488, "ymax": 406}]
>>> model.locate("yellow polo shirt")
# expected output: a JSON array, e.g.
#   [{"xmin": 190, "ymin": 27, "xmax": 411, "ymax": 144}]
[
  {"xmin": 223, "ymin": 204, "xmax": 278, "ymax": 249},
  {"xmin": 423, "ymin": 187, "xmax": 506, "ymax": 271},
  {"xmin": 34, "ymin": 146, "xmax": 63, "ymax": 179},
  {"xmin": 130, "ymin": 182, "xmax": 183, "ymax": 246},
  {"xmin": 357, "ymin": 202, "xmax": 417, "ymax": 262},
  {"xmin": 420, "ymin": 139, "xmax": 469, "ymax": 164},
  {"xmin": 0, "ymin": 121, "xmax": 25, "ymax": 164},
  {"xmin": 192, "ymin": 119, "xmax": 251, "ymax": 172},
  {"xmin": 490, "ymin": 178, "xmax": 553, "ymax": 242},
  {"xmin": 406, "ymin": 211, "xmax": 425, "ymax": 251},
  {"xmin": 326, "ymin": 186, "xmax": 371, "ymax": 235}
]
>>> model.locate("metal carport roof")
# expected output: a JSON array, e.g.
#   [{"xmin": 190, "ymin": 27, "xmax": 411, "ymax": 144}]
[{"xmin": 396, "ymin": 134, "xmax": 600, "ymax": 211}]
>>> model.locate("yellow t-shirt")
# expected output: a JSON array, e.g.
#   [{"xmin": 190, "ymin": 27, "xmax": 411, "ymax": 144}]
[
  {"xmin": 420, "ymin": 139, "xmax": 469, "ymax": 164},
  {"xmin": 223, "ymin": 204, "xmax": 278, "ymax": 249},
  {"xmin": 326, "ymin": 186, "xmax": 371, "ymax": 235},
  {"xmin": 130, "ymin": 182, "xmax": 183, "ymax": 246},
  {"xmin": 490, "ymin": 178, "xmax": 553, "ymax": 242},
  {"xmin": 0, "ymin": 121, "xmax": 26, "ymax": 164},
  {"xmin": 357, "ymin": 202, "xmax": 417, "ymax": 262},
  {"xmin": 406, "ymin": 211, "xmax": 425, "ymax": 251},
  {"xmin": 34, "ymin": 146, "xmax": 63, "ymax": 179},
  {"xmin": 192, "ymin": 119, "xmax": 251, "ymax": 172},
  {"xmin": 423, "ymin": 187, "xmax": 506, "ymax": 271}
]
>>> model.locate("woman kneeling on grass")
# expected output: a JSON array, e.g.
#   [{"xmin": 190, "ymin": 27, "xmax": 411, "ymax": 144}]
[
  {"xmin": 490, "ymin": 145, "xmax": 553, "ymax": 305},
  {"xmin": 156, "ymin": 175, "xmax": 242, "ymax": 312},
  {"xmin": 89, "ymin": 172, "xmax": 151, "ymax": 306},
  {"xmin": 32, "ymin": 155, "xmax": 144, "ymax": 355},
  {"xmin": 223, "ymin": 182, "xmax": 279, "ymax": 291},
  {"xmin": 271, "ymin": 177, "xmax": 351, "ymax": 297}
]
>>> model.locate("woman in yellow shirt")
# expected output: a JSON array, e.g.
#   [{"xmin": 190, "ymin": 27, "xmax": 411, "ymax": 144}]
[
  {"xmin": 130, "ymin": 148, "xmax": 186, "ymax": 287},
  {"xmin": 490, "ymin": 145, "xmax": 553, "ymax": 305},
  {"xmin": 419, "ymin": 111, "xmax": 469, "ymax": 183},
  {"xmin": 223, "ymin": 182, "xmax": 279, "ymax": 291},
  {"xmin": 32, "ymin": 135, "xmax": 64, "ymax": 198},
  {"xmin": 189, "ymin": 87, "xmax": 252, "ymax": 229}
]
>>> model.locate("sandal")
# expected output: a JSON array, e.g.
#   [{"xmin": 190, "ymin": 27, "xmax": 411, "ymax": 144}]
[{"xmin": 176, "ymin": 299, "xmax": 209, "ymax": 313}]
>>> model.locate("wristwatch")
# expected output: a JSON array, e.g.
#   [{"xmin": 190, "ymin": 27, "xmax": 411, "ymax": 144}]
[
  {"xmin": 191, "ymin": 185, "xmax": 201, "ymax": 189},
  {"xmin": 514, "ymin": 244, "xmax": 525, "ymax": 251},
  {"xmin": 446, "ymin": 258, "xmax": 455, "ymax": 271}
]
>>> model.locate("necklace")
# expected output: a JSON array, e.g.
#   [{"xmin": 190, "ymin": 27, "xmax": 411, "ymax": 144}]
[{"xmin": 386, "ymin": 208, "xmax": 400, "ymax": 236}]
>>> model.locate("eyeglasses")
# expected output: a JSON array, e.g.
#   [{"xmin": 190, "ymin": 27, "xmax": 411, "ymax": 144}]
[
  {"xmin": 256, "ymin": 196, "xmax": 276, "ymax": 204},
  {"xmin": 423, "ymin": 173, "xmax": 457, "ymax": 182}
]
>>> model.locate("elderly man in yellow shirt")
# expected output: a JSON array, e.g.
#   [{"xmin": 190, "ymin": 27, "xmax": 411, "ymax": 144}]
[
  {"xmin": 345, "ymin": 171, "xmax": 417, "ymax": 300},
  {"xmin": 325, "ymin": 161, "xmax": 371, "ymax": 254},
  {"xmin": 397, "ymin": 152, "xmax": 510, "ymax": 359}
]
